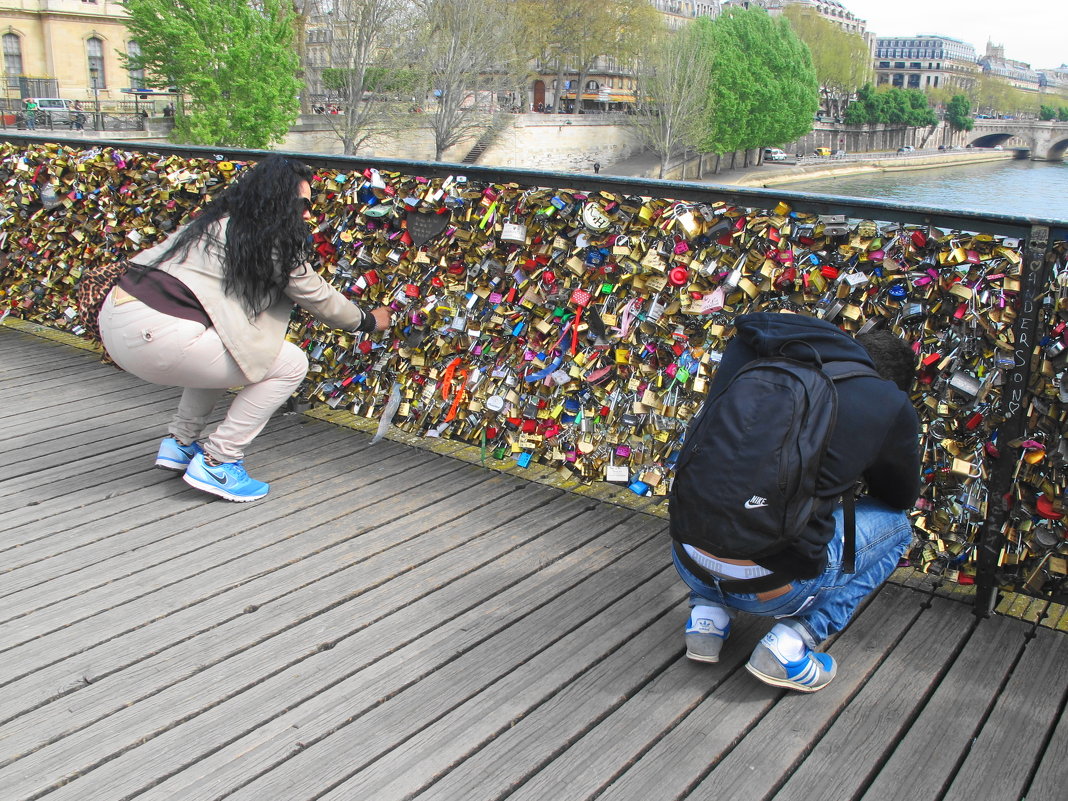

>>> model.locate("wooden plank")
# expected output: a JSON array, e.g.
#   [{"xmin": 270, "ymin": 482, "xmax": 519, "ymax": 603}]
[
  {"xmin": 432, "ymin": 611, "xmax": 770, "ymax": 801},
  {"xmin": 0, "ymin": 425, "xmax": 377, "ymax": 607},
  {"xmin": 1, "ymin": 503, "xmax": 647, "ymax": 800},
  {"xmin": 0, "ymin": 393, "xmax": 186, "ymax": 450},
  {"xmin": 771, "ymin": 597, "xmax": 974, "ymax": 801},
  {"xmin": 313, "ymin": 559, "xmax": 683, "ymax": 801},
  {"xmin": 859, "ymin": 614, "xmax": 1030, "ymax": 801},
  {"xmin": 1025, "ymin": 686, "xmax": 1068, "ymax": 800},
  {"xmin": 943, "ymin": 626, "xmax": 1068, "ymax": 801},
  {"xmin": 595, "ymin": 585, "xmax": 924, "ymax": 801},
  {"xmin": 0, "ymin": 472, "xmax": 550, "ymax": 737},
  {"xmin": 0, "ymin": 417, "xmax": 319, "ymax": 557},
  {"xmin": 153, "ymin": 513, "xmax": 663, "ymax": 801},
  {"xmin": 0, "ymin": 444, "xmax": 433, "ymax": 651}
]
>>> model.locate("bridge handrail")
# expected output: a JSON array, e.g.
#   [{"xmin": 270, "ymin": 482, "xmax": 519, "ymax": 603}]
[{"xmin": 0, "ymin": 133, "xmax": 1066, "ymax": 612}]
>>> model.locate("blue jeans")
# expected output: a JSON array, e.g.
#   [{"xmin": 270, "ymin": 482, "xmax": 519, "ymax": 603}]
[{"xmin": 672, "ymin": 499, "xmax": 912, "ymax": 648}]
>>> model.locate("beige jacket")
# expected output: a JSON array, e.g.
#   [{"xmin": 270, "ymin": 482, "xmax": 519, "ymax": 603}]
[{"xmin": 131, "ymin": 219, "xmax": 368, "ymax": 382}]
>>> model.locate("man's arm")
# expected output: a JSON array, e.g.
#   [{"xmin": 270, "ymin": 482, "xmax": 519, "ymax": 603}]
[{"xmin": 864, "ymin": 401, "xmax": 922, "ymax": 510}]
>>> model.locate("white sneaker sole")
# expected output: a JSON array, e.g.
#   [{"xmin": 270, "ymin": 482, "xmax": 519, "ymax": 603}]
[
  {"xmin": 155, "ymin": 457, "xmax": 190, "ymax": 472},
  {"xmin": 182, "ymin": 472, "xmax": 267, "ymax": 502},
  {"xmin": 745, "ymin": 662, "xmax": 831, "ymax": 692}
]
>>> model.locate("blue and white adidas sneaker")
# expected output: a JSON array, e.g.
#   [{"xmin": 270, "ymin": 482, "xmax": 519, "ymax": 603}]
[{"xmin": 746, "ymin": 630, "xmax": 837, "ymax": 692}]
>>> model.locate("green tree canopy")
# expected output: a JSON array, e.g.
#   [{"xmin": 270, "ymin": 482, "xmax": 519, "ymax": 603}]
[
  {"xmin": 946, "ymin": 94, "xmax": 974, "ymax": 131},
  {"xmin": 844, "ymin": 84, "xmax": 937, "ymax": 127},
  {"xmin": 121, "ymin": 0, "xmax": 302, "ymax": 149},
  {"xmin": 694, "ymin": 8, "xmax": 819, "ymax": 155}
]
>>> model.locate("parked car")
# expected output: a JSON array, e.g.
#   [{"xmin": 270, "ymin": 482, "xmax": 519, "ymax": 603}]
[
  {"xmin": 897, "ymin": 145, "xmax": 915, "ymax": 153},
  {"xmin": 813, "ymin": 147, "xmax": 831, "ymax": 157},
  {"xmin": 30, "ymin": 98, "xmax": 81, "ymax": 127},
  {"xmin": 763, "ymin": 147, "xmax": 786, "ymax": 161}
]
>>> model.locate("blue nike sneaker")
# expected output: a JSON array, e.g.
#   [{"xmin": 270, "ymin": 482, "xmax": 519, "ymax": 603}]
[
  {"xmin": 155, "ymin": 437, "xmax": 202, "ymax": 472},
  {"xmin": 182, "ymin": 452, "xmax": 269, "ymax": 502},
  {"xmin": 746, "ymin": 631, "xmax": 837, "ymax": 692}
]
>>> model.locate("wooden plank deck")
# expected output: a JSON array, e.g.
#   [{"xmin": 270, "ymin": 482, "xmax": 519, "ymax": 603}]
[{"xmin": 1, "ymin": 323, "xmax": 1066, "ymax": 801}]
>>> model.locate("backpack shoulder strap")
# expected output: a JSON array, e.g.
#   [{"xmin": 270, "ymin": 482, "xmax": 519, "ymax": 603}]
[
  {"xmin": 820, "ymin": 360, "xmax": 880, "ymax": 575},
  {"xmin": 822, "ymin": 361, "xmax": 882, "ymax": 382}
]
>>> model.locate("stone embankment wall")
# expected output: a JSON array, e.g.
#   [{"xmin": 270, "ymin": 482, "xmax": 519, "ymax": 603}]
[{"xmin": 282, "ymin": 113, "xmax": 644, "ymax": 169}]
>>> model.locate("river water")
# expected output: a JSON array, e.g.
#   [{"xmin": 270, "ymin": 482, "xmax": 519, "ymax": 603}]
[{"xmin": 778, "ymin": 158, "xmax": 1068, "ymax": 221}]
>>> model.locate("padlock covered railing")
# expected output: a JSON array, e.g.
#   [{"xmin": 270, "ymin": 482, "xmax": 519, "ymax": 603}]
[{"xmin": 1, "ymin": 134, "xmax": 1066, "ymax": 614}]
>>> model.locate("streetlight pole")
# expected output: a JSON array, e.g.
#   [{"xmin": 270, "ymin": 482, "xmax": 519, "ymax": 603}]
[{"xmin": 89, "ymin": 67, "xmax": 101, "ymax": 130}]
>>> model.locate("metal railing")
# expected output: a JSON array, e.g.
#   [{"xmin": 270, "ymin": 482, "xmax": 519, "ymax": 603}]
[{"xmin": 0, "ymin": 133, "xmax": 1065, "ymax": 614}]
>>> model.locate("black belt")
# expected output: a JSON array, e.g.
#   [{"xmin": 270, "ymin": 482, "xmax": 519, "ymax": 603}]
[{"xmin": 673, "ymin": 541, "xmax": 794, "ymax": 594}]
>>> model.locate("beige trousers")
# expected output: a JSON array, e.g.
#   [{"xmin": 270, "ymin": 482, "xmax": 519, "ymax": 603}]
[{"xmin": 98, "ymin": 289, "xmax": 308, "ymax": 462}]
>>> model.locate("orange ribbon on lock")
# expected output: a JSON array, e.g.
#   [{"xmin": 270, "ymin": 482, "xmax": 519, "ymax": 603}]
[{"xmin": 440, "ymin": 357, "xmax": 469, "ymax": 423}]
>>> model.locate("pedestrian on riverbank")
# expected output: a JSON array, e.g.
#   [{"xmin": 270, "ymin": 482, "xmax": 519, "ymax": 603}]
[
  {"xmin": 97, "ymin": 155, "xmax": 392, "ymax": 502},
  {"xmin": 23, "ymin": 98, "xmax": 37, "ymax": 130}
]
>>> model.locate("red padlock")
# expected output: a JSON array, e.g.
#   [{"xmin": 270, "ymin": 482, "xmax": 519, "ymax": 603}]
[
  {"xmin": 541, "ymin": 270, "xmax": 556, "ymax": 286},
  {"xmin": 820, "ymin": 264, "xmax": 839, "ymax": 280},
  {"xmin": 667, "ymin": 266, "xmax": 689, "ymax": 286}
]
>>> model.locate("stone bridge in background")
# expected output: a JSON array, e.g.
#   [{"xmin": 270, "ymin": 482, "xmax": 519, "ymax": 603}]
[{"xmin": 968, "ymin": 119, "xmax": 1068, "ymax": 160}]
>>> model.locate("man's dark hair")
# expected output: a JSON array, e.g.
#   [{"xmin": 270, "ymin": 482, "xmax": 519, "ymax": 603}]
[
  {"xmin": 856, "ymin": 330, "xmax": 915, "ymax": 392},
  {"xmin": 148, "ymin": 154, "xmax": 313, "ymax": 315}
]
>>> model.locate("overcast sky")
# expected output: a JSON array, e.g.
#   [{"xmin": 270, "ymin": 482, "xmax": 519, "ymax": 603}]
[{"xmin": 839, "ymin": 0, "xmax": 1066, "ymax": 69}]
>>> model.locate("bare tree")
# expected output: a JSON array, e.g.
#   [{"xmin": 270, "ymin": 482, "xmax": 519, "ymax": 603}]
[
  {"xmin": 630, "ymin": 24, "xmax": 713, "ymax": 178},
  {"xmin": 410, "ymin": 0, "xmax": 518, "ymax": 161},
  {"xmin": 302, "ymin": 0, "xmax": 420, "ymax": 154}
]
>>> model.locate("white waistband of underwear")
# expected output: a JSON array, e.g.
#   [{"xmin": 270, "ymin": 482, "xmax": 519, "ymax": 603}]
[{"xmin": 682, "ymin": 544, "xmax": 774, "ymax": 580}]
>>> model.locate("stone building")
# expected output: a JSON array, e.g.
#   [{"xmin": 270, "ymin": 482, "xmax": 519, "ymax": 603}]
[
  {"xmin": 874, "ymin": 34, "xmax": 980, "ymax": 93},
  {"xmin": 980, "ymin": 42, "xmax": 1040, "ymax": 94},
  {"xmin": 0, "ymin": 0, "xmax": 140, "ymax": 102}
]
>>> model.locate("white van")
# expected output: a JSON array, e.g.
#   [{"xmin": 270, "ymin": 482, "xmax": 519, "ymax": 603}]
[
  {"xmin": 763, "ymin": 148, "xmax": 786, "ymax": 161},
  {"xmin": 30, "ymin": 98, "xmax": 81, "ymax": 126}
]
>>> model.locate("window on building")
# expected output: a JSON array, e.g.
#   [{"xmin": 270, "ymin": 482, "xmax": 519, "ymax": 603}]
[
  {"xmin": 907, "ymin": 74, "xmax": 921, "ymax": 88},
  {"xmin": 87, "ymin": 36, "xmax": 105, "ymax": 88},
  {"xmin": 910, "ymin": 62, "xmax": 921, "ymax": 69},
  {"xmin": 127, "ymin": 41, "xmax": 145, "ymax": 89},
  {"xmin": 879, "ymin": 61, "xmax": 890, "ymax": 68},
  {"xmin": 2, "ymin": 33, "xmax": 22, "ymax": 89}
]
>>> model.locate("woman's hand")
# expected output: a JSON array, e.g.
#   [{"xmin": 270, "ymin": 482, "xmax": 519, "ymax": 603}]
[{"xmin": 369, "ymin": 306, "xmax": 393, "ymax": 331}]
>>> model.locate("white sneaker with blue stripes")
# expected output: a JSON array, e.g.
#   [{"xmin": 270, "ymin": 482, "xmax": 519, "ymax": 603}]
[{"xmin": 746, "ymin": 631, "xmax": 836, "ymax": 692}]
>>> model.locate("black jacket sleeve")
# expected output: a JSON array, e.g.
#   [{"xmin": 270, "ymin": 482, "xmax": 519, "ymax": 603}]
[{"xmin": 864, "ymin": 400, "xmax": 922, "ymax": 510}]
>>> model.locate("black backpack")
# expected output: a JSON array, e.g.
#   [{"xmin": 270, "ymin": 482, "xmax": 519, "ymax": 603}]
[{"xmin": 669, "ymin": 344, "xmax": 880, "ymax": 574}]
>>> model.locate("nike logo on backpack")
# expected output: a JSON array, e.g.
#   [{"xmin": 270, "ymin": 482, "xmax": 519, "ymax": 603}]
[{"xmin": 744, "ymin": 496, "xmax": 769, "ymax": 509}]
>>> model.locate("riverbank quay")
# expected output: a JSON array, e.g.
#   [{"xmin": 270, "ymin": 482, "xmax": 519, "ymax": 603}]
[
  {"xmin": 606, "ymin": 148, "xmax": 1018, "ymax": 187},
  {"xmin": 734, "ymin": 149, "xmax": 1019, "ymax": 188},
  {"xmin": 2, "ymin": 320, "xmax": 1067, "ymax": 801}
]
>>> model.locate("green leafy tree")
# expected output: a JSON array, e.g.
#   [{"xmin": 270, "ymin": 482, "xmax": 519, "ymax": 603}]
[
  {"xmin": 121, "ymin": 0, "xmax": 302, "ymax": 148},
  {"xmin": 1060, "ymin": 107, "xmax": 1068, "ymax": 122},
  {"xmin": 1040, "ymin": 104, "xmax": 1057, "ymax": 121},
  {"xmin": 782, "ymin": 4, "xmax": 871, "ymax": 119},
  {"xmin": 845, "ymin": 84, "xmax": 936, "ymax": 127},
  {"xmin": 946, "ymin": 94, "xmax": 974, "ymax": 131},
  {"xmin": 694, "ymin": 8, "xmax": 819, "ymax": 163}
]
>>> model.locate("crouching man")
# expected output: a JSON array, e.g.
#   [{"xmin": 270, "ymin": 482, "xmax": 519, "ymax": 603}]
[{"xmin": 669, "ymin": 313, "xmax": 920, "ymax": 692}]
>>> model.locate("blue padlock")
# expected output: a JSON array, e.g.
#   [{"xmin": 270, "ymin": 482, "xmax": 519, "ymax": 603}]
[
  {"xmin": 517, "ymin": 452, "xmax": 532, "ymax": 468},
  {"xmin": 628, "ymin": 479, "xmax": 651, "ymax": 496}
]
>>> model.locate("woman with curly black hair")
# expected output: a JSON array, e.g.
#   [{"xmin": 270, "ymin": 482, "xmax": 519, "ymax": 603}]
[{"xmin": 98, "ymin": 155, "xmax": 390, "ymax": 502}]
